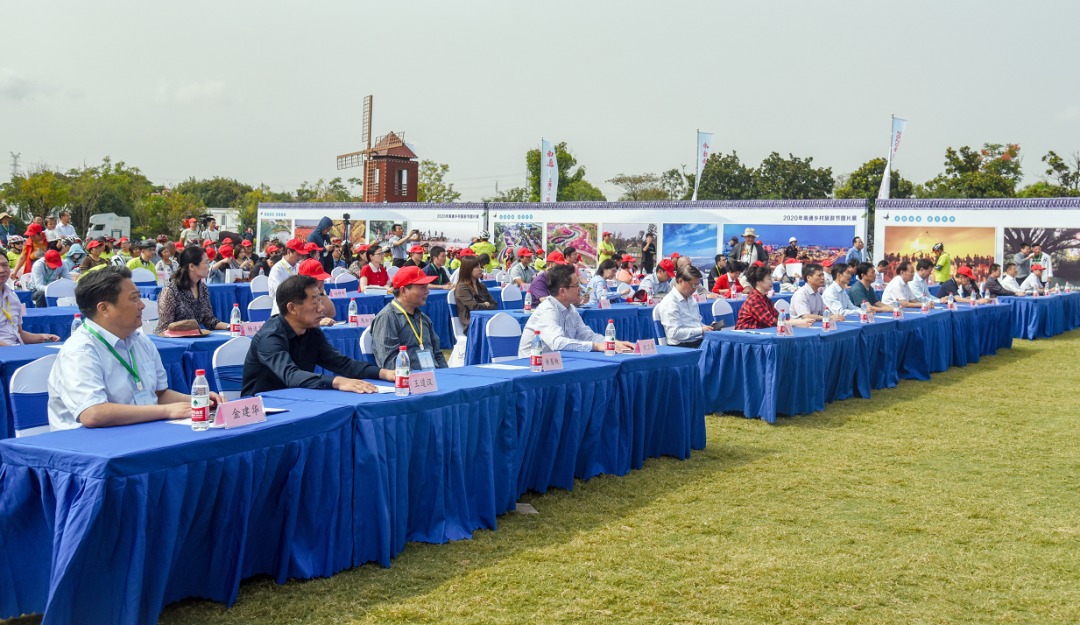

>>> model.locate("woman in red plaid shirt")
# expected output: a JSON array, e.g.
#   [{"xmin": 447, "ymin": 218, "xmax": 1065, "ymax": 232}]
[{"xmin": 735, "ymin": 264, "xmax": 814, "ymax": 330}]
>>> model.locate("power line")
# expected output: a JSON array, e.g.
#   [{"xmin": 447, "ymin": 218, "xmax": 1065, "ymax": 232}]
[{"xmin": 9, "ymin": 153, "xmax": 20, "ymax": 179}]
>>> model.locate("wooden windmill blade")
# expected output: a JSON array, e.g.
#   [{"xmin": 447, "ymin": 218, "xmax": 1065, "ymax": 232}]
[{"xmin": 336, "ymin": 95, "xmax": 374, "ymax": 171}]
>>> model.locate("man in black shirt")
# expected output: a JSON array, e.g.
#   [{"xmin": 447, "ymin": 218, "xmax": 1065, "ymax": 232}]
[
  {"xmin": 241, "ymin": 275, "xmax": 393, "ymax": 396},
  {"xmin": 935, "ymin": 266, "xmax": 990, "ymax": 304},
  {"xmin": 402, "ymin": 244, "xmax": 427, "ymax": 270},
  {"xmin": 422, "ymin": 245, "xmax": 453, "ymax": 290},
  {"xmin": 707, "ymin": 254, "xmax": 727, "ymax": 283}
]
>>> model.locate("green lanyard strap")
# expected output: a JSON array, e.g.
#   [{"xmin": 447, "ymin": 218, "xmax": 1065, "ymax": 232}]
[{"xmin": 85, "ymin": 325, "xmax": 142, "ymax": 389}]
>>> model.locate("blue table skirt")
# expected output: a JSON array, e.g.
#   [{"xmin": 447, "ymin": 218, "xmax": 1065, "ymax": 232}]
[
  {"xmin": 21, "ymin": 307, "xmax": 80, "ymax": 340},
  {"xmin": 699, "ymin": 328, "xmax": 826, "ymax": 423},
  {"xmin": 921, "ymin": 310, "xmax": 954, "ymax": 373},
  {"xmin": 816, "ymin": 324, "xmax": 862, "ymax": 404},
  {"xmin": 0, "ymin": 397, "xmax": 355, "ymax": 625},
  {"xmin": 259, "ymin": 375, "xmax": 517, "ymax": 568},
  {"xmin": 562, "ymin": 346, "xmax": 707, "ymax": 459},
  {"xmin": 442, "ymin": 358, "xmax": 622, "ymax": 497},
  {"xmin": 1007, "ymin": 294, "xmax": 1079, "ymax": 340},
  {"xmin": 328, "ymin": 293, "xmax": 390, "ymax": 323},
  {"xmin": 15, "ymin": 290, "xmax": 33, "ymax": 309}
]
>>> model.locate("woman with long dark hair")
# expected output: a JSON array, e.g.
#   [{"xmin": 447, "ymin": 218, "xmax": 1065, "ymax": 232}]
[
  {"xmin": 155, "ymin": 245, "xmax": 229, "ymax": 333},
  {"xmin": 453, "ymin": 255, "xmax": 497, "ymax": 327}
]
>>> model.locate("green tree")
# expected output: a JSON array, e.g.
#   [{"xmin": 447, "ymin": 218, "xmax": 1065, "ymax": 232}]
[
  {"xmin": 755, "ymin": 152, "xmax": 834, "ymax": 199},
  {"xmin": 916, "ymin": 143, "xmax": 1022, "ymax": 198},
  {"xmin": 175, "ymin": 177, "xmax": 254, "ymax": 208},
  {"xmin": 688, "ymin": 151, "xmax": 757, "ymax": 200},
  {"xmin": 525, "ymin": 142, "xmax": 588, "ymax": 202},
  {"xmin": 836, "ymin": 158, "xmax": 914, "ymax": 256},
  {"xmin": 561, "ymin": 179, "xmax": 606, "ymax": 202},
  {"xmin": 416, "ymin": 160, "xmax": 462, "ymax": 203},
  {"xmin": 606, "ymin": 173, "xmax": 666, "ymax": 201},
  {"xmin": 482, "ymin": 187, "xmax": 529, "ymax": 202},
  {"xmin": 63, "ymin": 158, "xmax": 153, "ymax": 235},
  {"xmin": 233, "ymin": 185, "xmax": 290, "ymax": 233},
  {"xmin": 659, "ymin": 168, "xmax": 688, "ymax": 201},
  {"xmin": 134, "ymin": 190, "xmax": 202, "ymax": 240},
  {"xmin": 295, "ymin": 177, "xmax": 359, "ymax": 203},
  {"xmin": 0, "ymin": 169, "xmax": 70, "ymax": 221}
]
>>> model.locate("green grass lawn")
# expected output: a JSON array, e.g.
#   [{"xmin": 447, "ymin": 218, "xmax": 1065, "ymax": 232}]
[{"xmin": 11, "ymin": 333, "xmax": 1080, "ymax": 624}]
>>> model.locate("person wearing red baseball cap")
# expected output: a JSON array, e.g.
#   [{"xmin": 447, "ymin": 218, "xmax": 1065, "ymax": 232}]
[
  {"xmin": 268, "ymin": 240, "xmax": 307, "ymax": 315},
  {"xmin": 526, "ymin": 250, "xmax": 569, "ymax": 303},
  {"xmin": 179, "ymin": 218, "xmax": 200, "ymax": 245},
  {"xmin": 403, "ymin": 244, "xmax": 427, "ymax": 270},
  {"xmin": 1018, "ymin": 263, "xmax": 1048, "ymax": 296},
  {"xmin": 937, "ymin": 264, "xmax": 992, "ymax": 303},
  {"xmin": 80, "ymin": 239, "xmax": 111, "ymax": 274},
  {"xmin": 28, "ymin": 249, "xmax": 73, "ymax": 307},
  {"xmin": 297, "ymin": 258, "xmax": 338, "ymax": 323},
  {"xmin": 508, "ymin": 246, "xmax": 536, "ymax": 288},
  {"xmin": 370, "ymin": 265, "xmax": 447, "ymax": 370},
  {"xmin": 599, "ymin": 231, "xmax": 616, "ymax": 264},
  {"xmin": 14, "ymin": 222, "xmax": 47, "ymax": 278},
  {"xmin": 208, "ymin": 244, "xmax": 242, "ymax": 284},
  {"xmin": 155, "ymin": 245, "xmax": 231, "ymax": 334},
  {"xmin": 636, "ymin": 258, "xmax": 677, "ymax": 300},
  {"xmin": 114, "ymin": 237, "xmax": 133, "ymax": 265},
  {"xmin": 240, "ymin": 274, "xmax": 394, "ymax": 396}
]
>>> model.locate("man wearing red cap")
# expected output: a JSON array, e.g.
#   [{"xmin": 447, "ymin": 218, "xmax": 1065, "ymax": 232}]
[
  {"xmin": 179, "ymin": 218, "xmax": 200, "ymax": 245},
  {"xmin": 29, "ymin": 249, "xmax": 73, "ymax": 307},
  {"xmin": 1017, "ymin": 264, "xmax": 1048, "ymax": 296},
  {"xmin": 599, "ymin": 232, "xmax": 616, "ymax": 264},
  {"xmin": 14, "ymin": 222, "xmax": 48, "ymax": 278},
  {"xmin": 508, "ymin": 247, "xmax": 536, "ymax": 288},
  {"xmin": 268, "ymin": 239, "xmax": 307, "ymax": 316},
  {"xmin": 110, "ymin": 237, "xmax": 133, "ymax": 267},
  {"xmin": 403, "ymin": 245, "xmax": 427, "ymax": 270},
  {"xmin": 297, "ymin": 259, "xmax": 338, "ymax": 323},
  {"xmin": 241, "ymin": 274, "xmax": 393, "ymax": 396},
  {"xmin": 209, "ymin": 244, "xmax": 241, "ymax": 284},
  {"xmin": 636, "ymin": 259, "xmax": 676, "ymax": 299},
  {"xmin": 936, "ymin": 265, "xmax": 992, "ymax": 303},
  {"xmin": 527, "ymin": 250, "xmax": 569, "ymax": 303},
  {"xmin": 370, "ymin": 266, "xmax": 448, "ymax": 370}
]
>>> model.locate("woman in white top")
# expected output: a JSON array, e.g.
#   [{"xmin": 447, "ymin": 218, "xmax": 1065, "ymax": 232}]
[
  {"xmin": 586, "ymin": 259, "xmax": 631, "ymax": 305},
  {"xmin": 155, "ymin": 242, "xmax": 180, "ymax": 279}
]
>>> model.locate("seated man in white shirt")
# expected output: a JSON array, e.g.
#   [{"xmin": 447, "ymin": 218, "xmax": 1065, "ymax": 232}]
[
  {"xmin": 789, "ymin": 263, "xmax": 842, "ymax": 321},
  {"xmin": 675, "ymin": 256, "xmax": 719, "ymax": 300},
  {"xmin": 996, "ymin": 262, "xmax": 1026, "ymax": 295},
  {"xmin": 822, "ymin": 263, "xmax": 862, "ymax": 317},
  {"xmin": 1019, "ymin": 264, "xmax": 1048, "ymax": 294},
  {"xmin": 635, "ymin": 259, "xmax": 676, "ymax": 299},
  {"xmin": 656, "ymin": 265, "xmax": 719, "ymax": 348},
  {"xmin": 881, "ymin": 261, "xmax": 926, "ymax": 309},
  {"xmin": 517, "ymin": 264, "xmax": 635, "ymax": 357},
  {"xmin": 48, "ymin": 266, "xmax": 226, "ymax": 430},
  {"xmin": 909, "ymin": 258, "xmax": 940, "ymax": 303}
]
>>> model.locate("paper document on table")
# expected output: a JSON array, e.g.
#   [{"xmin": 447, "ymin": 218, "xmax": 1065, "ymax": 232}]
[
  {"xmin": 732, "ymin": 330, "xmax": 772, "ymax": 335},
  {"xmin": 477, "ymin": 364, "xmax": 530, "ymax": 370},
  {"xmin": 168, "ymin": 407, "xmax": 289, "ymax": 424},
  {"xmin": 373, "ymin": 385, "xmax": 397, "ymax": 393}
]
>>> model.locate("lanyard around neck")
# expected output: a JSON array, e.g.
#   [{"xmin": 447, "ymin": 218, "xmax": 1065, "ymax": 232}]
[
  {"xmin": 86, "ymin": 325, "xmax": 142, "ymax": 389},
  {"xmin": 391, "ymin": 300, "xmax": 423, "ymax": 349}
]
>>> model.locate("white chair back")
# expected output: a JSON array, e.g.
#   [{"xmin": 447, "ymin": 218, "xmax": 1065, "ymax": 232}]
[
  {"xmin": 56, "ymin": 297, "xmax": 77, "ymax": 307},
  {"xmin": 446, "ymin": 288, "xmax": 466, "ymax": 338},
  {"xmin": 10, "ymin": 354, "xmax": 57, "ymax": 437},
  {"xmin": 711, "ymin": 299, "xmax": 733, "ymax": 317},
  {"xmin": 247, "ymin": 294, "xmax": 274, "ymax": 322},
  {"xmin": 450, "ymin": 268, "xmax": 460, "ymax": 284},
  {"xmin": 500, "ymin": 284, "xmax": 523, "ymax": 305},
  {"xmin": 250, "ymin": 274, "xmax": 269, "ymax": 295},
  {"xmin": 140, "ymin": 298, "xmax": 160, "ymax": 335},
  {"xmin": 774, "ymin": 299, "xmax": 791, "ymax": 313},
  {"xmin": 44, "ymin": 278, "xmax": 77, "ymax": 305},
  {"xmin": 362, "ymin": 286, "xmax": 387, "ymax": 296},
  {"xmin": 331, "ymin": 267, "xmax": 347, "ymax": 278},
  {"xmin": 651, "ymin": 305, "xmax": 668, "ymax": 346},
  {"xmin": 130, "ymin": 268, "xmax": 157, "ymax": 285},
  {"xmin": 335, "ymin": 273, "xmax": 359, "ymax": 286},
  {"xmin": 211, "ymin": 337, "xmax": 252, "ymax": 400},
  {"xmin": 386, "ymin": 266, "xmax": 399, "ymax": 281},
  {"xmin": 485, "ymin": 312, "xmax": 523, "ymax": 363},
  {"xmin": 360, "ymin": 326, "xmax": 373, "ymax": 355}
]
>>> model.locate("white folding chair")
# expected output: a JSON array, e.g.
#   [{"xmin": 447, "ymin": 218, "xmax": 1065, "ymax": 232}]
[
  {"xmin": 450, "ymin": 268, "xmax": 460, "ymax": 284},
  {"xmin": 140, "ymin": 298, "xmax": 159, "ymax": 335},
  {"xmin": 774, "ymin": 299, "xmax": 791, "ymax": 314},
  {"xmin": 360, "ymin": 326, "xmax": 373, "ymax": 356},
  {"xmin": 500, "ymin": 283, "xmax": 522, "ymax": 306},
  {"xmin": 44, "ymin": 278, "xmax": 77, "ymax": 307},
  {"xmin": 651, "ymin": 306, "xmax": 668, "ymax": 346},
  {"xmin": 446, "ymin": 289, "xmax": 468, "ymax": 367},
  {"xmin": 711, "ymin": 298, "xmax": 734, "ymax": 330},
  {"xmin": 247, "ymin": 294, "xmax": 274, "ymax": 322},
  {"xmin": 10, "ymin": 354, "xmax": 57, "ymax": 437},
  {"xmin": 212, "ymin": 337, "xmax": 252, "ymax": 400},
  {"xmin": 485, "ymin": 312, "xmax": 523, "ymax": 363},
  {"xmin": 331, "ymin": 267, "xmax": 347, "ymax": 278},
  {"xmin": 130, "ymin": 268, "xmax": 157, "ymax": 286},
  {"xmin": 334, "ymin": 273, "xmax": 360, "ymax": 292},
  {"xmin": 249, "ymin": 274, "xmax": 269, "ymax": 296},
  {"xmin": 386, "ymin": 266, "xmax": 399, "ymax": 281}
]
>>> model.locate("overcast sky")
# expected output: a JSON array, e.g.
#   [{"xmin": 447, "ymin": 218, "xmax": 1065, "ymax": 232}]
[{"xmin": 3, "ymin": 1, "xmax": 1078, "ymax": 202}]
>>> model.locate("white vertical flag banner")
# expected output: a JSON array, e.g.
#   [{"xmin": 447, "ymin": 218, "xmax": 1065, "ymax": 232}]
[
  {"xmin": 541, "ymin": 140, "xmax": 559, "ymax": 203},
  {"xmin": 877, "ymin": 117, "xmax": 907, "ymax": 200},
  {"xmin": 692, "ymin": 131, "xmax": 713, "ymax": 201}
]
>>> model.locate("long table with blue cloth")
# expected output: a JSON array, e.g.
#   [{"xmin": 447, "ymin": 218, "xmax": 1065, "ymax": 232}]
[
  {"xmin": 0, "ymin": 344, "xmax": 704, "ymax": 624},
  {"xmin": 1006, "ymin": 292, "xmax": 1080, "ymax": 340},
  {"xmin": 700, "ymin": 302, "xmax": 1015, "ymax": 424}
]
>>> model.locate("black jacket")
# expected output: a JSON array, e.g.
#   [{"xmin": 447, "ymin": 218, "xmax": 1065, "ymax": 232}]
[{"xmin": 241, "ymin": 314, "xmax": 381, "ymax": 396}]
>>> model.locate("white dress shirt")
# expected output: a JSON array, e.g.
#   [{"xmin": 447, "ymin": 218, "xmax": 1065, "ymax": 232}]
[
  {"xmin": 789, "ymin": 283, "xmax": 825, "ymax": 318},
  {"xmin": 1000, "ymin": 273, "xmax": 1023, "ymax": 293},
  {"xmin": 268, "ymin": 257, "xmax": 298, "ymax": 315},
  {"xmin": 47, "ymin": 319, "xmax": 169, "ymax": 430},
  {"xmin": 656, "ymin": 288, "xmax": 704, "ymax": 345},
  {"xmin": 881, "ymin": 276, "xmax": 916, "ymax": 306},
  {"xmin": 909, "ymin": 273, "xmax": 939, "ymax": 303},
  {"xmin": 1019, "ymin": 273, "xmax": 1044, "ymax": 293},
  {"xmin": 56, "ymin": 223, "xmax": 77, "ymax": 237},
  {"xmin": 517, "ymin": 296, "xmax": 605, "ymax": 357},
  {"xmin": 637, "ymin": 272, "xmax": 672, "ymax": 297},
  {"xmin": 822, "ymin": 281, "xmax": 861, "ymax": 317}
]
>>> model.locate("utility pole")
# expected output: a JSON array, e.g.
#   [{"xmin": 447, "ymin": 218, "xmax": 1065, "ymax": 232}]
[{"xmin": 9, "ymin": 152, "xmax": 21, "ymax": 179}]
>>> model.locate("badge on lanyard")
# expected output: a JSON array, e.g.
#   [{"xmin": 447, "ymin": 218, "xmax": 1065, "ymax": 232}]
[{"xmin": 417, "ymin": 350, "xmax": 435, "ymax": 370}]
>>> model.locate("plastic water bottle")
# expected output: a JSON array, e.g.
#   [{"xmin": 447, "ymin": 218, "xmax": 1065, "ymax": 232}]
[
  {"xmin": 645, "ymin": 285, "xmax": 653, "ymax": 303},
  {"xmin": 191, "ymin": 369, "xmax": 210, "ymax": 431},
  {"xmin": 348, "ymin": 298, "xmax": 358, "ymax": 326},
  {"xmin": 822, "ymin": 308, "xmax": 831, "ymax": 332},
  {"xmin": 70, "ymin": 313, "xmax": 83, "ymax": 336},
  {"xmin": 893, "ymin": 300, "xmax": 902, "ymax": 318},
  {"xmin": 605, "ymin": 319, "xmax": 616, "ymax": 355},
  {"xmin": 777, "ymin": 310, "xmax": 787, "ymax": 336},
  {"xmin": 230, "ymin": 303, "xmax": 241, "ymax": 337},
  {"xmin": 524, "ymin": 291, "xmax": 532, "ymax": 312},
  {"xmin": 948, "ymin": 293, "xmax": 956, "ymax": 309},
  {"xmin": 920, "ymin": 295, "xmax": 929, "ymax": 313},
  {"xmin": 1066, "ymin": 281, "xmax": 1072, "ymax": 293},
  {"xmin": 257, "ymin": 267, "xmax": 264, "ymax": 277},
  {"xmin": 860, "ymin": 301, "xmax": 869, "ymax": 324},
  {"xmin": 530, "ymin": 330, "xmax": 543, "ymax": 372},
  {"xmin": 394, "ymin": 346, "xmax": 410, "ymax": 396}
]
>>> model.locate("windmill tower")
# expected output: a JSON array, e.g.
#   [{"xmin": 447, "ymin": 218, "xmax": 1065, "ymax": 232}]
[{"xmin": 336, "ymin": 95, "xmax": 419, "ymax": 203}]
